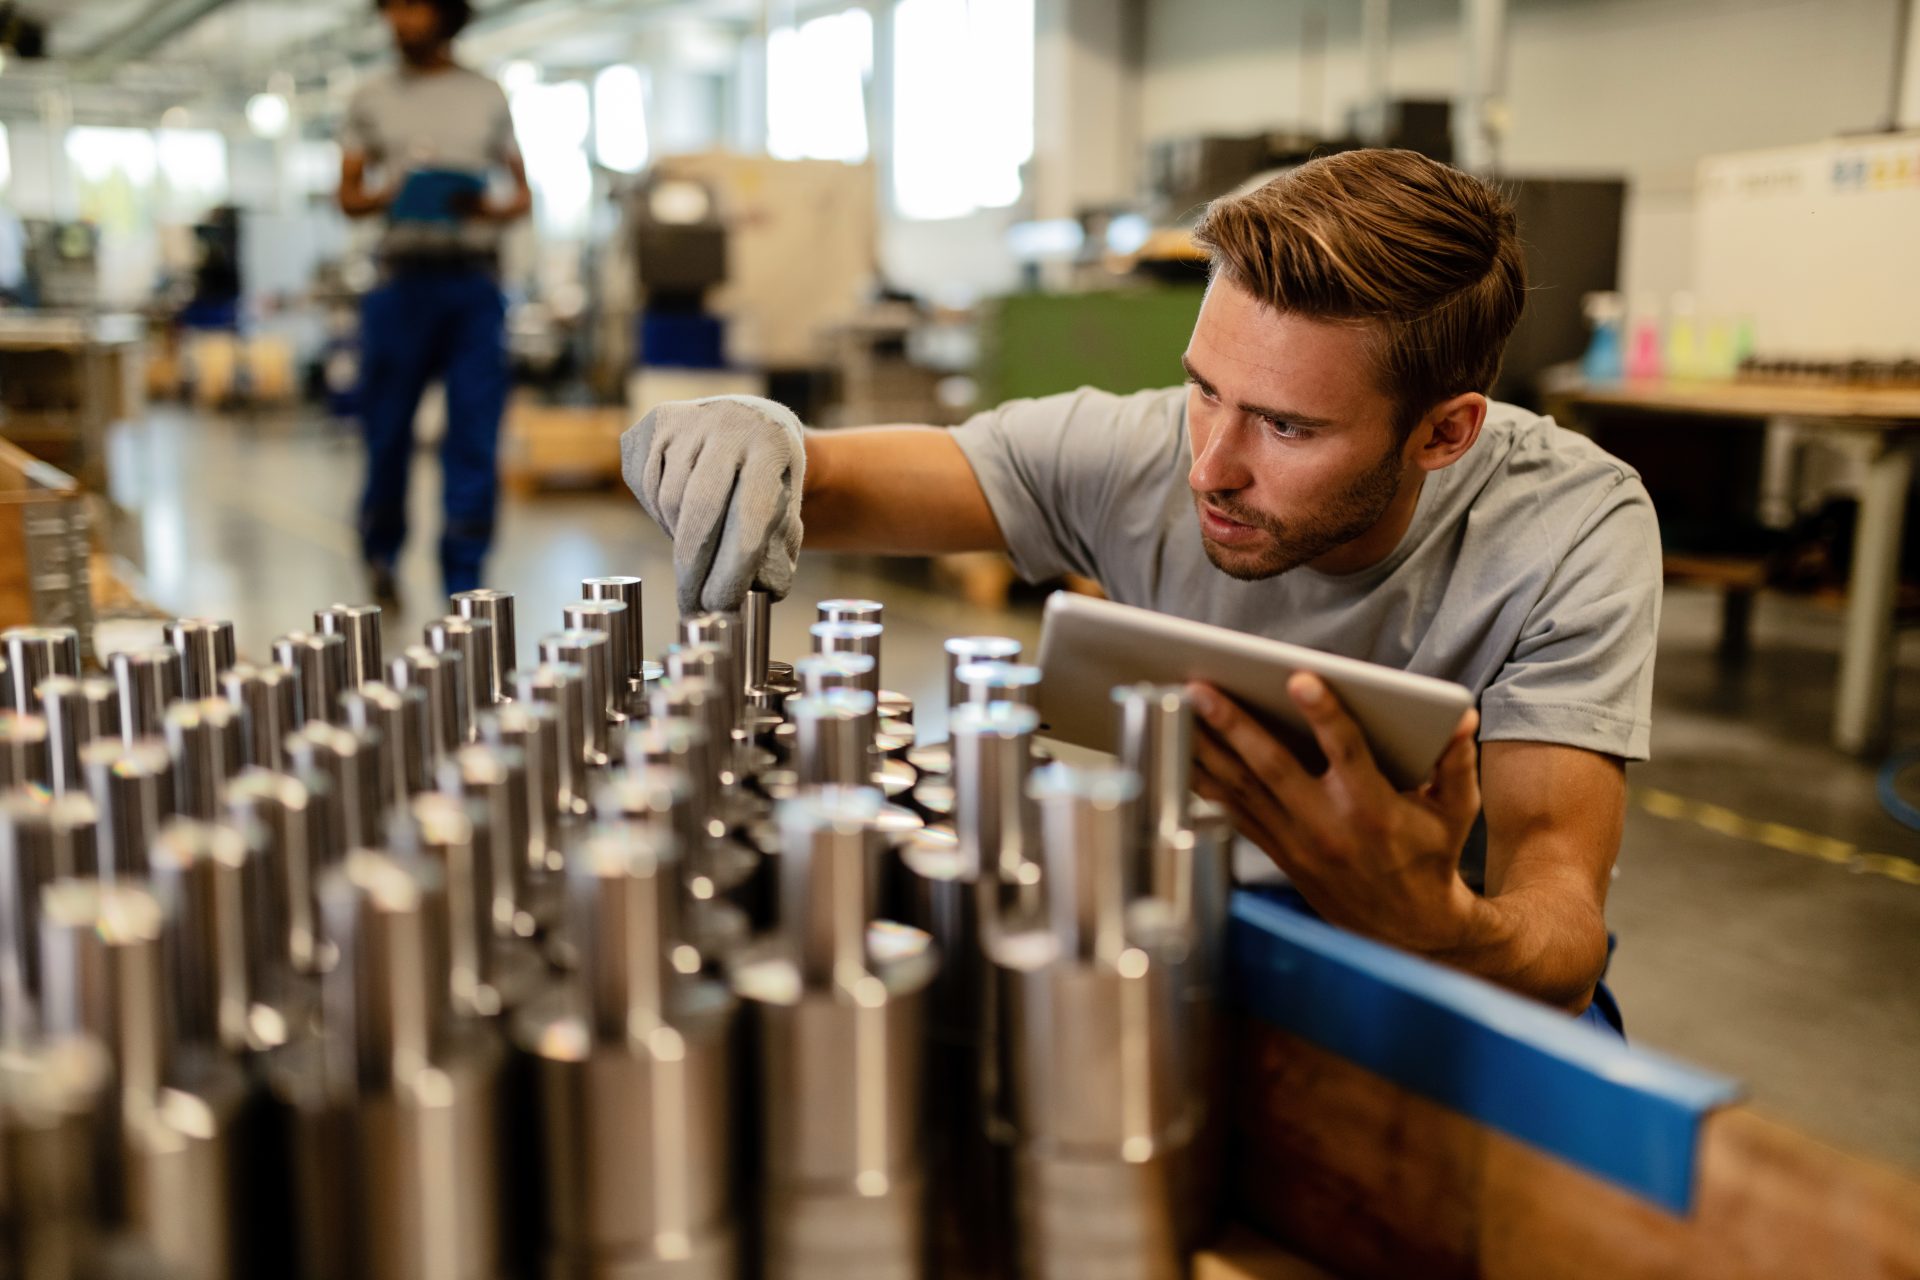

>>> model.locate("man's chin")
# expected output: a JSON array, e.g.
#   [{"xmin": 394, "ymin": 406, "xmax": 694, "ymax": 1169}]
[{"xmin": 1199, "ymin": 533, "xmax": 1297, "ymax": 582}]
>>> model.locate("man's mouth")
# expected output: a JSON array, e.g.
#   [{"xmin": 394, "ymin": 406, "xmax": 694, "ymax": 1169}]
[{"xmin": 1197, "ymin": 501, "xmax": 1263, "ymax": 547}]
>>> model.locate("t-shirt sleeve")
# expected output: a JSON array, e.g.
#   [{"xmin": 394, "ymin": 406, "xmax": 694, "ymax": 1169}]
[
  {"xmin": 489, "ymin": 82, "xmax": 522, "ymax": 166},
  {"xmin": 949, "ymin": 386, "xmax": 1168, "ymax": 584},
  {"xmin": 1478, "ymin": 475, "xmax": 1662, "ymax": 760},
  {"xmin": 338, "ymin": 88, "xmax": 377, "ymax": 159}
]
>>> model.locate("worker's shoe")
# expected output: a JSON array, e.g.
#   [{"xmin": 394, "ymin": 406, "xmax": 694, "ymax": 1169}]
[{"xmin": 367, "ymin": 562, "xmax": 400, "ymax": 606}]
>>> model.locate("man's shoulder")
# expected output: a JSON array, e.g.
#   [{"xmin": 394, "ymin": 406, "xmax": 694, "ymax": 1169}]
[{"xmin": 1472, "ymin": 400, "xmax": 1648, "ymax": 524}]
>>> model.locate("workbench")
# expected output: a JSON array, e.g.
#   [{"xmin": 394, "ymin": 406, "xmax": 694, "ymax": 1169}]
[
  {"xmin": 1206, "ymin": 890, "xmax": 1920, "ymax": 1279},
  {"xmin": 1553, "ymin": 376, "xmax": 1920, "ymax": 756},
  {"xmin": 0, "ymin": 310, "xmax": 146, "ymax": 492}
]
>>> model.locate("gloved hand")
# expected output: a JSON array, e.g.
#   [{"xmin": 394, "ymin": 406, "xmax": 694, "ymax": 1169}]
[{"xmin": 620, "ymin": 395, "xmax": 807, "ymax": 616}]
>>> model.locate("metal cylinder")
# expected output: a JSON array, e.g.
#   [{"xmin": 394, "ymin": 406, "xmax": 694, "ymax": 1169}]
[
  {"xmin": 817, "ymin": 598, "xmax": 884, "ymax": 627},
  {"xmin": 513, "ymin": 822, "xmax": 738, "ymax": 1279},
  {"xmin": 0, "ymin": 711, "xmax": 50, "ymax": 792},
  {"xmin": 112, "ymin": 647, "xmax": 184, "ymax": 744},
  {"xmin": 567, "ymin": 600, "xmax": 635, "ymax": 731},
  {"xmin": 314, "ymin": 604, "xmax": 383, "ymax": 689},
  {"xmin": 997, "ymin": 764, "xmax": 1192, "ymax": 1280},
  {"xmin": 37, "ymin": 674, "xmax": 117, "ymax": 799},
  {"xmin": 516, "ymin": 663, "xmax": 588, "ymax": 818},
  {"xmin": 734, "ymin": 786, "xmax": 935, "ymax": 1280},
  {"xmin": 400, "ymin": 792, "xmax": 499, "ymax": 1020},
  {"xmin": 682, "ymin": 612, "xmax": 744, "ymax": 730},
  {"xmin": 538, "ymin": 632, "xmax": 613, "ymax": 768},
  {"xmin": 654, "ymin": 669, "xmax": 734, "ymax": 790},
  {"xmin": 790, "ymin": 691, "xmax": 876, "ymax": 788},
  {"xmin": 443, "ymin": 743, "xmax": 539, "ymax": 942},
  {"xmin": 810, "ymin": 622, "xmax": 882, "ymax": 697},
  {"xmin": 560, "ymin": 610, "xmax": 625, "ymax": 729},
  {"xmin": 167, "ymin": 618, "xmax": 238, "ymax": 700},
  {"xmin": 743, "ymin": 588, "xmax": 774, "ymax": 693},
  {"xmin": 147, "ymin": 818, "xmax": 272, "ymax": 1056},
  {"xmin": 426, "ymin": 616, "xmax": 491, "ymax": 740},
  {"xmin": 943, "ymin": 637, "xmax": 1022, "ymax": 717},
  {"xmin": 582, "ymin": 576, "xmax": 645, "ymax": 681},
  {"xmin": 224, "ymin": 768, "xmax": 326, "ymax": 979},
  {"xmin": 478, "ymin": 702, "xmax": 564, "ymax": 882},
  {"xmin": 1113, "ymin": 685, "xmax": 1194, "ymax": 870},
  {"xmin": 284, "ymin": 721, "xmax": 382, "ymax": 860},
  {"xmin": 4, "ymin": 626, "xmax": 82, "ymax": 710},
  {"xmin": 0, "ymin": 1033, "xmax": 111, "ymax": 1280},
  {"xmin": 0, "ymin": 791, "xmax": 98, "ymax": 1033},
  {"xmin": 81, "ymin": 739, "xmax": 174, "ymax": 882},
  {"xmin": 343, "ymin": 681, "xmax": 432, "ymax": 808},
  {"xmin": 794, "ymin": 652, "xmax": 875, "ymax": 697},
  {"xmin": 621, "ymin": 724, "xmax": 715, "ymax": 885},
  {"xmin": 274, "ymin": 631, "xmax": 350, "ymax": 728},
  {"xmin": 219, "ymin": 662, "xmax": 301, "ymax": 772},
  {"xmin": 952, "ymin": 702, "xmax": 1044, "ymax": 921},
  {"xmin": 452, "ymin": 588, "xmax": 517, "ymax": 703},
  {"xmin": 955, "ymin": 660, "xmax": 1042, "ymax": 709},
  {"xmin": 162, "ymin": 697, "xmax": 247, "ymax": 821},
  {"xmin": 390, "ymin": 644, "xmax": 463, "ymax": 767},
  {"xmin": 305, "ymin": 851, "xmax": 505, "ymax": 1280}
]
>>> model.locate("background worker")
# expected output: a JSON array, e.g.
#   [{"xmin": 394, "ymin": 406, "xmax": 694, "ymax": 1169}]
[
  {"xmin": 338, "ymin": 0, "xmax": 533, "ymax": 600},
  {"xmin": 621, "ymin": 149, "xmax": 1661, "ymax": 1030}
]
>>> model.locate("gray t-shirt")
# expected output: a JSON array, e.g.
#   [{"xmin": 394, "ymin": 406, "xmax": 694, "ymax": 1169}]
[
  {"xmin": 339, "ymin": 66, "xmax": 520, "ymax": 261},
  {"xmin": 951, "ymin": 385, "xmax": 1661, "ymax": 763}
]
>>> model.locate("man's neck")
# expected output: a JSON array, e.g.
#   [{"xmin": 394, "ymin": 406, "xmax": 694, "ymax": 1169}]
[
  {"xmin": 1306, "ymin": 469, "xmax": 1427, "ymax": 576},
  {"xmin": 400, "ymin": 44, "xmax": 457, "ymax": 73}
]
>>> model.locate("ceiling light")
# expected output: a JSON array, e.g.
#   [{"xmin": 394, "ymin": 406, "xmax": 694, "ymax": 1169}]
[{"xmin": 246, "ymin": 92, "xmax": 290, "ymax": 139}]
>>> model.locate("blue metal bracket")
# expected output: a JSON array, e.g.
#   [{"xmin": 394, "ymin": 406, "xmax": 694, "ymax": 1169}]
[{"xmin": 1229, "ymin": 890, "xmax": 1743, "ymax": 1215}]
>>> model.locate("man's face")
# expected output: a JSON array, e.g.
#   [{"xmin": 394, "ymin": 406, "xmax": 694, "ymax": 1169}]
[
  {"xmin": 381, "ymin": 0, "xmax": 444, "ymax": 57},
  {"xmin": 1183, "ymin": 276, "xmax": 1411, "ymax": 580}
]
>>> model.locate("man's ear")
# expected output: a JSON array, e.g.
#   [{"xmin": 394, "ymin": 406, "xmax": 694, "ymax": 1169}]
[{"xmin": 1409, "ymin": 393, "xmax": 1487, "ymax": 472}]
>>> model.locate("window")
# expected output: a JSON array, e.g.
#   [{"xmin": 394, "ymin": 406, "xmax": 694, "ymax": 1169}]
[
  {"xmin": 594, "ymin": 65, "xmax": 651, "ymax": 174},
  {"xmin": 766, "ymin": 7, "xmax": 872, "ymax": 163},
  {"xmin": 155, "ymin": 129, "xmax": 229, "ymax": 216},
  {"xmin": 892, "ymin": 0, "xmax": 1033, "ymax": 219},
  {"xmin": 511, "ymin": 79, "xmax": 593, "ymax": 238},
  {"xmin": 66, "ymin": 127, "xmax": 158, "ymax": 233}
]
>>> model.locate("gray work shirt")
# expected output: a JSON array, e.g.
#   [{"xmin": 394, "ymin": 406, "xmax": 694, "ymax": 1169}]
[
  {"xmin": 951, "ymin": 385, "xmax": 1662, "ymax": 764},
  {"xmin": 339, "ymin": 66, "xmax": 520, "ymax": 261}
]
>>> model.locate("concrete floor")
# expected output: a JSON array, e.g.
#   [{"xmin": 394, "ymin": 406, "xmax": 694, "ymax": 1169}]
[{"xmin": 105, "ymin": 407, "xmax": 1920, "ymax": 1171}]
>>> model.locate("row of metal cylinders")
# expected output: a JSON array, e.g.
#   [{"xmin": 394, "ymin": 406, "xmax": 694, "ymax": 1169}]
[{"xmin": 0, "ymin": 585, "xmax": 1224, "ymax": 1280}]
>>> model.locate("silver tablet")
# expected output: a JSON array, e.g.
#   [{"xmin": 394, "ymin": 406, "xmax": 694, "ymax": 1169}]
[{"xmin": 1033, "ymin": 593, "xmax": 1475, "ymax": 791}]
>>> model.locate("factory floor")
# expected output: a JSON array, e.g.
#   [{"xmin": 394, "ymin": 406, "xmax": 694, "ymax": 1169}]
[{"xmin": 107, "ymin": 406, "xmax": 1920, "ymax": 1172}]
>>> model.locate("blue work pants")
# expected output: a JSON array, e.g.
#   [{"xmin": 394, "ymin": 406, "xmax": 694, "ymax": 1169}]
[{"xmin": 356, "ymin": 265, "xmax": 507, "ymax": 595}]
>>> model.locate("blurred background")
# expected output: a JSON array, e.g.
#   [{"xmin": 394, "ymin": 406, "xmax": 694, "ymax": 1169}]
[{"xmin": 0, "ymin": 0, "xmax": 1916, "ymax": 1170}]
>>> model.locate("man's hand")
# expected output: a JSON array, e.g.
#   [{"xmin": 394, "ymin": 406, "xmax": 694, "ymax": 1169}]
[
  {"xmin": 621, "ymin": 396, "xmax": 806, "ymax": 615},
  {"xmin": 1188, "ymin": 673, "xmax": 1485, "ymax": 955}
]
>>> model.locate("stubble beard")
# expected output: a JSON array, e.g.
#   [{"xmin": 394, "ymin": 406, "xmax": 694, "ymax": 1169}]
[{"xmin": 1195, "ymin": 442, "xmax": 1405, "ymax": 581}]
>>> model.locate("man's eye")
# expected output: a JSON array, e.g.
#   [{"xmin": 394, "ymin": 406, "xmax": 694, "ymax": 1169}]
[
  {"xmin": 1189, "ymin": 378, "xmax": 1219, "ymax": 402},
  {"xmin": 1264, "ymin": 417, "xmax": 1306, "ymax": 439}
]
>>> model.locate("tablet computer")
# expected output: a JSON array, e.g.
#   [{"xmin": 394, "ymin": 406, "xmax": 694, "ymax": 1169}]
[{"xmin": 1033, "ymin": 593, "xmax": 1475, "ymax": 791}]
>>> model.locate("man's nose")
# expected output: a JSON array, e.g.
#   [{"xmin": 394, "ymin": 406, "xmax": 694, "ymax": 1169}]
[{"xmin": 1189, "ymin": 412, "xmax": 1251, "ymax": 495}]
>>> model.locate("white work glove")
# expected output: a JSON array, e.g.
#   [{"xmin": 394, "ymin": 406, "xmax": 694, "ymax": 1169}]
[{"xmin": 620, "ymin": 395, "xmax": 807, "ymax": 616}]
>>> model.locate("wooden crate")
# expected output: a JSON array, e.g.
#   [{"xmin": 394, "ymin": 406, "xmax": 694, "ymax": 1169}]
[
  {"xmin": 0, "ymin": 438, "xmax": 95, "ymax": 659},
  {"xmin": 501, "ymin": 400, "xmax": 632, "ymax": 494}
]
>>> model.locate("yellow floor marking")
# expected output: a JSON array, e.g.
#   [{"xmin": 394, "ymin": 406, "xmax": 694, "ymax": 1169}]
[{"xmin": 1630, "ymin": 787, "xmax": 1920, "ymax": 887}]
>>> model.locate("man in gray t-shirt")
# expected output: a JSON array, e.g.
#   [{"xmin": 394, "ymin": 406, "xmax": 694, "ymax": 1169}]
[{"xmin": 620, "ymin": 149, "xmax": 1658, "ymax": 1021}]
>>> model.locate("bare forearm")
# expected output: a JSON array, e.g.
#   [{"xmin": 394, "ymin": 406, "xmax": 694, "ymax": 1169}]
[
  {"xmin": 1432, "ymin": 873, "xmax": 1610, "ymax": 1012},
  {"xmin": 801, "ymin": 427, "xmax": 1005, "ymax": 554}
]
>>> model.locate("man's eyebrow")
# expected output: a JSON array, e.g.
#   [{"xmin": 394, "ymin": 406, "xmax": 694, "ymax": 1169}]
[{"xmin": 1180, "ymin": 354, "xmax": 1340, "ymax": 429}]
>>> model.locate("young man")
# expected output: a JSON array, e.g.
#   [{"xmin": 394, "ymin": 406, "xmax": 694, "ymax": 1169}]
[
  {"xmin": 622, "ymin": 149, "xmax": 1660, "ymax": 1022},
  {"xmin": 338, "ymin": 0, "xmax": 533, "ymax": 599}
]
